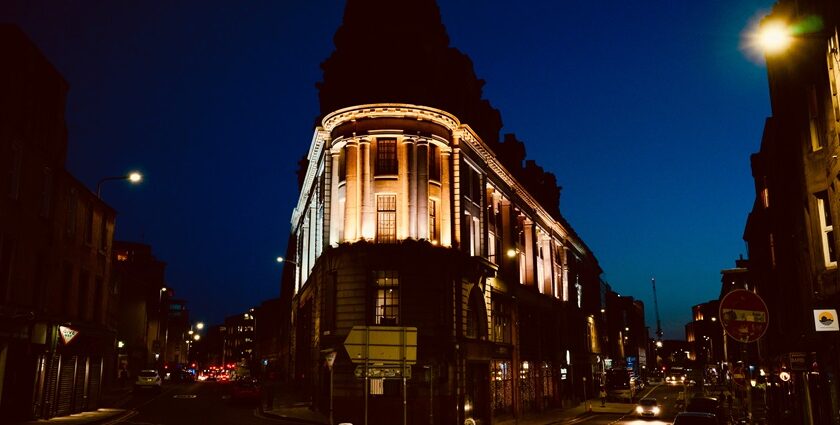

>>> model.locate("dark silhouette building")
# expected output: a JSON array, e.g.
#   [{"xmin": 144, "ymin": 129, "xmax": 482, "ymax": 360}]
[
  {"xmin": 743, "ymin": 0, "xmax": 840, "ymax": 423},
  {"xmin": 0, "ymin": 25, "xmax": 117, "ymax": 422},
  {"xmin": 111, "ymin": 241, "xmax": 170, "ymax": 377}
]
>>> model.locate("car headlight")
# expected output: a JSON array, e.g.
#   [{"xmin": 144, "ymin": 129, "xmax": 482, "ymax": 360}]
[
  {"xmin": 636, "ymin": 406, "xmax": 643, "ymax": 413},
  {"xmin": 653, "ymin": 406, "xmax": 661, "ymax": 414}
]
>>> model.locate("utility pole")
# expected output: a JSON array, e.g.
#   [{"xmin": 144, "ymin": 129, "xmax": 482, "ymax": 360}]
[{"xmin": 651, "ymin": 278, "xmax": 663, "ymax": 342}]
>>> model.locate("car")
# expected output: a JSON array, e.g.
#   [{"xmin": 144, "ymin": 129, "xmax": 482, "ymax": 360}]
[
  {"xmin": 686, "ymin": 396, "xmax": 722, "ymax": 415},
  {"xmin": 134, "ymin": 369, "xmax": 162, "ymax": 392},
  {"xmin": 230, "ymin": 378, "xmax": 261, "ymax": 403},
  {"xmin": 634, "ymin": 397, "xmax": 661, "ymax": 418},
  {"xmin": 673, "ymin": 412, "xmax": 718, "ymax": 425}
]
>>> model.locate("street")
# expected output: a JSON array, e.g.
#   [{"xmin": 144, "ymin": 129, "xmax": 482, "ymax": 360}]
[
  {"xmin": 575, "ymin": 383, "xmax": 687, "ymax": 425},
  {"xmin": 113, "ymin": 381, "xmax": 294, "ymax": 425}
]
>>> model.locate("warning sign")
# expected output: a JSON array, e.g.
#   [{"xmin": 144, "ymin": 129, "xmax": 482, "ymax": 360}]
[{"xmin": 59, "ymin": 326, "xmax": 79, "ymax": 345}]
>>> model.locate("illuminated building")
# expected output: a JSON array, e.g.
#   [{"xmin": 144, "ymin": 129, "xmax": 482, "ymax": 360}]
[{"xmin": 281, "ymin": 1, "xmax": 604, "ymax": 424}]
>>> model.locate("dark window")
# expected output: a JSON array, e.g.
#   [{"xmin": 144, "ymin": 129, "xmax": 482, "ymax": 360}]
[
  {"xmin": 100, "ymin": 216, "xmax": 109, "ymax": 251},
  {"xmin": 40, "ymin": 168, "xmax": 53, "ymax": 218},
  {"xmin": 374, "ymin": 271, "xmax": 399, "ymax": 325},
  {"xmin": 66, "ymin": 189, "xmax": 78, "ymax": 237},
  {"xmin": 492, "ymin": 297, "xmax": 512, "ymax": 343},
  {"xmin": 376, "ymin": 194, "xmax": 397, "ymax": 243},
  {"xmin": 339, "ymin": 149, "xmax": 347, "ymax": 182},
  {"xmin": 84, "ymin": 205, "xmax": 94, "ymax": 244},
  {"xmin": 93, "ymin": 277, "xmax": 103, "ymax": 322},
  {"xmin": 0, "ymin": 236, "xmax": 16, "ymax": 302},
  {"xmin": 62, "ymin": 264, "xmax": 73, "ymax": 315},
  {"xmin": 375, "ymin": 139, "xmax": 397, "ymax": 175},
  {"xmin": 78, "ymin": 270, "xmax": 89, "ymax": 319},
  {"xmin": 7, "ymin": 143, "xmax": 22, "ymax": 199},
  {"xmin": 429, "ymin": 199, "xmax": 437, "ymax": 241},
  {"xmin": 429, "ymin": 145, "xmax": 441, "ymax": 181}
]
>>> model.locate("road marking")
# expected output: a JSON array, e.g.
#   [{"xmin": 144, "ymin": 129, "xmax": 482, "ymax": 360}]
[{"xmin": 172, "ymin": 394, "xmax": 198, "ymax": 399}]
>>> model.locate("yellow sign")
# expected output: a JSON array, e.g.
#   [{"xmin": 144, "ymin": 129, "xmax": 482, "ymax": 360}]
[{"xmin": 814, "ymin": 309, "xmax": 839, "ymax": 332}]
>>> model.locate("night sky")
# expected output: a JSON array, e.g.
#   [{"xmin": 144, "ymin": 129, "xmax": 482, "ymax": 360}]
[{"xmin": 3, "ymin": 0, "xmax": 776, "ymax": 339}]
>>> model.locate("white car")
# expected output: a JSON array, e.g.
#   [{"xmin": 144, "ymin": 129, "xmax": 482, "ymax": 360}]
[{"xmin": 135, "ymin": 369, "xmax": 162, "ymax": 392}]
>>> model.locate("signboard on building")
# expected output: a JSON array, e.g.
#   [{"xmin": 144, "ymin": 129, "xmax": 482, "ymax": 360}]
[
  {"xmin": 719, "ymin": 289, "xmax": 769, "ymax": 343},
  {"xmin": 814, "ymin": 309, "xmax": 839, "ymax": 332},
  {"xmin": 790, "ymin": 352, "xmax": 807, "ymax": 371}
]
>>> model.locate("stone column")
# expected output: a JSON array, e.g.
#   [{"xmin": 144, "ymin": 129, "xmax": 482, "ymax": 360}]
[
  {"xmin": 328, "ymin": 149, "xmax": 340, "ymax": 246},
  {"xmin": 344, "ymin": 139, "xmax": 359, "ymax": 241},
  {"xmin": 440, "ymin": 150, "xmax": 452, "ymax": 247},
  {"xmin": 417, "ymin": 139, "xmax": 429, "ymax": 240},
  {"xmin": 540, "ymin": 236, "xmax": 552, "ymax": 295},
  {"xmin": 523, "ymin": 219, "xmax": 535, "ymax": 287},
  {"xmin": 399, "ymin": 138, "xmax": 410, "ymax": 240},
  {"xmin": 407, "ymin": 138, "xmax": 418, "ymax": 239},
  {"xmin": 360, "ymin": 138, "xmax": 374, "ymax": 240}
]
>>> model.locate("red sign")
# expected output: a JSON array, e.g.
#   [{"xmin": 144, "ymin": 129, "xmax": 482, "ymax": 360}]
[{"xmin": 719, "ymin": 289, "xmax": 769, "ymax": 343}]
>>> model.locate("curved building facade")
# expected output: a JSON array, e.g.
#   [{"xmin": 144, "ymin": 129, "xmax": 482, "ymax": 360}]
[{"xmin": 286, "ymin": 103, "xmax": 602, "ymax": 424}]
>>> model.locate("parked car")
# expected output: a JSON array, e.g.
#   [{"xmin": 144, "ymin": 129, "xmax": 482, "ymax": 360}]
[
  {"xmin": 685, "ymin": 396, "xmax": 725, "ymax": 424},
  {"xmin": 673, "ymin": 412, "xmax": 718, "ymax": 425},
  {"xmin": 230, "ymin": 378, "xmax": 261, "ymax": 403},
  {"xmin": 634, "ymin": 397, "xmax": 661, "ymax": 418},
  {"xmin": 134, "ymin": 370, "xmax": 162, "ymax": 392}
]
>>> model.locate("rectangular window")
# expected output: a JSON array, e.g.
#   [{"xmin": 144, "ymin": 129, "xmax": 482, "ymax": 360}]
[
  {"xmin": 78, "ymin": 269, "xmax": 89, "ymax": 319},
  {"xmin": 374, "ymin": 271, "xmax": 399, "ymax": 325},
  {"xmin": 429, "ymin": 145, "xmax": 441, "ymax": 181},
  {"xmin": 491, "ymin": 360, "xmax": 513, "ymax": 415},
  {"xmin": 93, "ymin": 277, "xmax": 103, "ymax": 323},
  {"xmin": 40, "ymin": 168, "xmax": 53, "ymax": 218},
  {"xmin": 429, "ymin": 199, "xmax": 437, "ymax": 242},
  {"xmin": 808, "ymin": 85, "xmax": 823, "ymax": 151},
  {"xmin": 0, "ymin": 235, "xmax": 16, "ymax": 303},
  {"xmin": 375, "ymin": 139, "xmax": 397, "ymax": 175},
  {"xmin": 491, "ymin": 297, "xmax": 511, "ymax": 343},
  {"xmin": 100, "ymin": 215, "xmax": 109, "ymax": 251},
  {"xmin": 816, "ymin": 192, "xmax": 837, "ymax": 267},
  {"xmin": 7, "ymin": 143, "xmax": 22, "ymax": 199},
  {"xmin": 66, "ymin": 189, "xmax": 78, "ymax": 237},
  {"xmin": 84, "ymin": 205, "xmax": 94, "ymax": 244},
  {"xmin": 376, "ymin": 194, "xmax": 397, "ymax": 243}
]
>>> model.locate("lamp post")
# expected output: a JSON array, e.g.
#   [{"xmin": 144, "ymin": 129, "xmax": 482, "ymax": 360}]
[{"xmin": 96, "ymin": 171, "xmax": 143, "ymax": 198}]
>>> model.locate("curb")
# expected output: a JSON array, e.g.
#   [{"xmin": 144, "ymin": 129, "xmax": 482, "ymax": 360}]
[{"xmin": 257, "ymin": 408, "xmax": 329, "ymax": 425}]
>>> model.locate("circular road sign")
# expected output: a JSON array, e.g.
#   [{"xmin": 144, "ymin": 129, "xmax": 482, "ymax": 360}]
[{"xmin": 719, "ymin": 289, "xmax": 769, "ymax": 343}]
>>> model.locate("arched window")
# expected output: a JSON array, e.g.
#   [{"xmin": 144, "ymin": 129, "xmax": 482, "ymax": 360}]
[{"xmin": 465, "ymin": 287, "xmax": 488, "ymax": 339}]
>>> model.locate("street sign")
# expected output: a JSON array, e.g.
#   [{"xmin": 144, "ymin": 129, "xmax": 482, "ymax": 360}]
[
  {"xmin": 325, "ymin": 351, "xmax": 337, "ymax": 369},
  {"xmin": 779, "ymin": 371, "xmax": 791, "ymax": 382},
  {"xmin": 814, "ymin": 309, "xmax": 839, "ymax": 332},
  {"xmin": 719, "ymin": 289, "xmax": 769, "ymax": 343},
  {"xmin": 790, "ymin": 352, "xmax": 807, "ymax": 371},
  {"xmin": 59, "ymin": 326, "xmax": 79, "ymax": 345},
  {"xmin": 343, "ymin": 326, "xmax": 417, "ymax": 364},
  {"xmin": 354, "ymin": 365, "xmax": 412, "ymax": 379},
  {"xmin": 731, "ymin": 364, "xmax": 746, "ymax": 386}
]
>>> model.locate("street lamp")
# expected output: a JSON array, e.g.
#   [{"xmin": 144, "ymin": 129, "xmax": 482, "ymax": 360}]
[
  {"xmin": 276, "ymin": 256, "xmax": 298, "ymax": 265},
  {"xmin": 96, "ymin": 171, "xmax": 143, "ymax": 198},
  {"xmin": 756, "ymin": 21, "xmax": 793, "ymax": 54}
]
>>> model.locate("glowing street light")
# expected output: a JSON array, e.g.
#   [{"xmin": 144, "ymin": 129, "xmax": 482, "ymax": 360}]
[
  {"xmin": 96, "ymin": 171, "xmax": 144, "ymax": 198},
  {"xmin": 756, "ymin": 21, "xmax": 793, "ymax": 54},
  {"xmin": 276, "ymin": 256, "xmax": 298, "ymax": 265},
  {"xmin": 196, "ymin": 322, "xmax": 205, "ymax": 330},
  {"xmin": 193, "ymin": 334, "xmax": 201, "ymax": 341}
]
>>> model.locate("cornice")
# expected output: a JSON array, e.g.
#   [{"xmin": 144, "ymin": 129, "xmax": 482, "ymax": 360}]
[
  {"xmin": 322, "ymin": 103, "xmax": 460, "ymax": 133},
  {"xmin": 291, "ymin": 128, "xmax": 330, "ymax": 226}
]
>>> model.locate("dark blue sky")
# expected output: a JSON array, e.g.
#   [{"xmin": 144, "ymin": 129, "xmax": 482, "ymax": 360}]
[{"xmin": 3, "ymin": 0, "xmax": 775, "ymax": 339}]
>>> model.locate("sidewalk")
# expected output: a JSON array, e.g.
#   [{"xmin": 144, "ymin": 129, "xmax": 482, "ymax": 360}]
[
  {"xmin": 260, "ymin": 385, "xmax": 631, "ymax": 425},
  {"xmin": 260, "ymin": 382, "xmax": 329, "ymax": 425},
  {"xmin": 14, "ymin": 408, "xmax": 132, "ymax": 425},
  {"xmin": 495, "ymin": 400, "xmax": 634, "ymax": 425}
]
